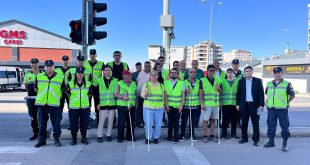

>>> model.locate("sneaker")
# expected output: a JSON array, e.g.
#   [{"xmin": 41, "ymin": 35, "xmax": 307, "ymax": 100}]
[
  {"xmin": 221, "ymin": 135, "xmax": 230, "ymax": 141},
  {"xmin": 54, "ymin": 138, "xmax": 61, "ymax": 147},
  {"xmin": 166, "ymin": 137, "xmax": 172, "ymax": 141},
  {"xmin": 29, "ymin": 134, "xmax": 38, "ymax": 141},
  {"xmin": 179, "ymin": 136, "xmax": 185, "ymax": 142},
  {"xmin": 203, "ymin": 136, "xmax": 209, "ymax": 143},
  {"xmin": 210, "ymin": 136, "xmax": 218, "ymax": 142},
  {"xmin": 192, "ymin": 136, "xmax": 198, "ymax": 142},
  {"xmin": 34, "ymin": 141, "xmax": 46, "ymax": 148},
  {"xmin": 117, "ymin": 139, "xmax": 123, "ymax": 143},
  {"xmin": 106, "ymin": 136, "xmax": 112, "ymax": 142},
  {"xmin": 173, "ymin": 140, "xmax": 179, "ymax": 144},
  {"xmin": 145, "ymin": 139, "xmax": 152, "ymax": 144},
  {"xmin": 154, "ymin": 139, "xmax": 159, "ymax": 144},
  {"xmin": 231, "ymin": 135, "xmax": 241, "ymax": 140},
  {"xmin": 97, "ymin": 137, "xmax": 103, "ymax": 143},
  {"xmin": 71, "ymin": 139, "xmax": 77, "ymax": 145}
]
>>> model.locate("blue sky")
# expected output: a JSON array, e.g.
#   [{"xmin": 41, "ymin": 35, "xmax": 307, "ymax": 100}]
[{"xmin": 1, "ymin": 0, "xmax": 309, "ymax": 67}]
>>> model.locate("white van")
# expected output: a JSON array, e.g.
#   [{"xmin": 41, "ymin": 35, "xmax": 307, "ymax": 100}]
[{"xmin": 0, "ymin": 66, "xmax": 24, "ymax": 91}]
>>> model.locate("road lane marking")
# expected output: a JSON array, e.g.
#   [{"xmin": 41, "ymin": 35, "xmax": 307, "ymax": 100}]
[
  {"xmin": 172, "ymin": 146, "xmax": 211, "ymax": 165},
  {"xmin": 0, "ymin": 146, "xmax": 40, "ymax": 154}
]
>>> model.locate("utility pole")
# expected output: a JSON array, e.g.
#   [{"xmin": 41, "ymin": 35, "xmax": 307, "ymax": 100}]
[{"xmin": 82, "ymin": 0, "xmax": 88, "ymax": 59}]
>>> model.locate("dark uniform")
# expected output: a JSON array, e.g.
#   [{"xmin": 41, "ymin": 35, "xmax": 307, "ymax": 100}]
[
  {"xmin": 264, "ymin": 67, "xmax": 295, "ymax": 152},
  {"xmin": 24, "ymin": 58, "xmax": 40, "ymax": 140}
]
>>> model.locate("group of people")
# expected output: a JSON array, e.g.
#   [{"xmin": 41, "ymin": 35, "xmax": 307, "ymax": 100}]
[{"xmin": 24, "ymin": 49, "xmax": 295, "ymax": 152}]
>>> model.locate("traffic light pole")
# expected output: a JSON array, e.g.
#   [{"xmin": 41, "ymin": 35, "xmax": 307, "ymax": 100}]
[{"xmin": 82, "ymin": 0, "xmax": 88, "ymax": 59}]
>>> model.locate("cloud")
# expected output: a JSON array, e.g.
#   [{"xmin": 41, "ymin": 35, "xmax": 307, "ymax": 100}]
[{"xmin": 281, "ymin": 28, "xmax": 291, "ymax": 32}]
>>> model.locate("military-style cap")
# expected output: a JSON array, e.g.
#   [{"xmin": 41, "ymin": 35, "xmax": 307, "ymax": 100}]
[
  {"xmin": 30, "ymin": 58, "xmax": 39, "ymax": 64},
  {"xmin": 76, "ymin": 67, "xmax": 84, "ymax": 73},
  {"xmin": 273, "ymin": 67, "xmax": 283, "ymax": 73},
  {"xmin": 77, "ymin": 55, "xmax": 85, "ymax": 61},
  {"xmin": 226, "ymin": 68, "xmax": 233, "ymax": 72},
  {"xmin": 90, "ymin": 49, "xmax": 96, "ymax": 55},
  {"xmin": 62, "ymin": 55, "xmax": 69, "ymax": 61},
  {"xmin": 232, "ymin": 59, "xmax": 240, "ymax": 65},
  {"xmin": 45, "ymin": 60, "xmax": 54, "ymax": 67}
]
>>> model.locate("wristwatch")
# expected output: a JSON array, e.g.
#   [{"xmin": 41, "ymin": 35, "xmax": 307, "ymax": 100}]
[{"xmin": 120, "ymin": 95, "xmax": 123, "ymax": 99}]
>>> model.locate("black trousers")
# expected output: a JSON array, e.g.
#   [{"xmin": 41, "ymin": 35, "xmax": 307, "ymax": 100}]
[
  {"xmin": 117, "ymin": 106, "xmax": 135, "ymax": 140},
  {"xmin": 168, "ymin": 107, "xmax": 181, "ymax": 141},
  {"xmin": 180, "ymin": 108, "xmax": 198, "ymax": 137},
  {"xmin": 222, "ymin": 105, "xmax": 238, "ymax": 136},
  {"xmin": 241, "ymin": 102, "xmax": 260, "ymax": 142},
  {"xmin": 267, "ymin": 108, "xmax": 290, "ymax": 139},
  {"xmin": 26, "ymin": 98, "xmax": 39, "ymax": 134},
  {"xmin": 38, "ymin": 106, "xmax": 62, "ymax": 142},
  {"xmin": 135, "ymin": 96, "xmax": 144, "ymax": 126},
  {"xmin": 69, "ymin": 108, "xmax": 90, "ymax": 138},
  {"xmin": 194, "ymin": 106, "xmax": 201, "ymax": 127},
  {"xmin": 89, "ymin": 86, "xmax": 100, "ymax": 124}
]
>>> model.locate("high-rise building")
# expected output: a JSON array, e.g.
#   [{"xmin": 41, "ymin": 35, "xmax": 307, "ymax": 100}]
[
  {"xmin": 185, "ymin": 41, "xmax": 223, "ymax": 70},
  {"xmin": 308, "ymin": 4, "xmax": 310, "ymax": 50},
  {"xmin": 223, "ymin": 49, "xmax": 252, "ymax": 64}
]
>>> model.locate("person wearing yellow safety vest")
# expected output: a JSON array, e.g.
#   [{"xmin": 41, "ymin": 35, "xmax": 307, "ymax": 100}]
[
  {"xmin": 180, "ymin": 68, "xmax": 200, "ymax": 141},
  {"xmin": 199, "ymin": 65, "xmax": 222, "ymax": 143},
  {"xmin": 68, "ymin": 56, "xmax": 92, "ymax": 84},
  {"xmin": 179, "ymin": 60, "xmax": 186, "ymax": 80},
  {"xmin": 84, "ymin": 49, "xmax": 105, "ymax": 124},
  {"xmin": 55, "ymin": 55, "xmax": 71, "ymax": 115},
  {"xmin": 213, "ymin": 59, "xmax": 226, "ymax": 81},
  {"xmin": 24, "ymin": 58, "xmax": 41, "ymax": 141},
  {"xmin": 114, "ymin": 70, "xmax": 136, "ymax": 143},
  {"xmin": 141, "ymin": 70, "xmax": 165, "ymax": 144},
  {"xmin": 107, "ymin": 51, "xmax": 129, "ymax": 81},
  {"xmin": 220, "ymin": 68, "xmax": 240, "ymax": 141},
  {"xmin": 66, "ymin": 67, "xmax": 92, "ymax": 145},
  {"xmin": 34, "ymin": 60, "xmax": 65, "ymax": 148},
  {"xmin": 164, "ymin": 68, "xmax": 185, "ymax": 144},
  {"xmin": 96, "ymin": 65, "xmax": 118, "ymax": 143},
  {"xmin": 158, "ymin": 56, "xmax": 169, "ymax": 80},
  {"xmin": 264, "ymin": 67, "xmax": 295, "ymax": 152}
]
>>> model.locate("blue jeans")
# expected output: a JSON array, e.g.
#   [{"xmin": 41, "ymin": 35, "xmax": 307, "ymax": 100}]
[{"xmin": 143, "ymin": 107, "xmax": 163, "ymax": 140}]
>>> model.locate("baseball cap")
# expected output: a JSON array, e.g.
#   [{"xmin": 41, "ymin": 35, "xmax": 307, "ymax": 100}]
[
  {"xmin": 62, "ymin": 55, "xmax": 69, "ymax": 61},
  {"xmin": 273, "ymin": 67, "xmax": 283, "ymax": 73},
  {"xmin": 76, "ymin": 67, "xmax": 84, "ymax": 74},
  {"xmin": 232, "ymin": 59, "xmax": 240, "ymax": 65},
  {"xmin": 122, "ymin": 70, "xmax": 132, "ymax": 76},
  {"xmin": 77, "ymin": 55, "xmax": 85, "ymax": 61},
  {"xmin": 90, "ymin": 49, "xmax": 96, "ymax": 55},
  {"xmin": 30, "ymin": 58, "xmax": 39, "ymax": 64},
  {"xmin": 226, "ymin": 68, "xmax": 233, "ymax": 72},
  {"xmin": 44, "ymin": 60, "xmax": 54, "ymax": 67}
]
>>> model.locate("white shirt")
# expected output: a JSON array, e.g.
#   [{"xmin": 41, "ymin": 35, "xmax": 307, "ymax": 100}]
[
  {"xmin": 136, "ymin": 71, "xmax": 151, "ymax": 96},
  {"xmin": 245, "ymin": 78, "xmax": 253, "ymax": 102}
]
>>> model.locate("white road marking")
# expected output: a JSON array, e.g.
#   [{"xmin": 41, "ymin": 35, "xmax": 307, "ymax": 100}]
[
  {"xmin": 0, "ymin": 146, "xmax": 40, "ymax": 154},
  {"xmin": 0, "ymin": 162, "xmax": 22, "ymax": 165},
  {"xmin": 172, "ymin": 146, "xmax": 211, "ymax": 165}
]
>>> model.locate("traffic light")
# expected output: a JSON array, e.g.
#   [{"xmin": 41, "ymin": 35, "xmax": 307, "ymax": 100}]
[
  {"xmin": 69, "ymin": 20, "xmax": 82, "ymax": 44},
  {"xmin": 88, "ymin": 1, "xmax": 107, "ymax": 45}
]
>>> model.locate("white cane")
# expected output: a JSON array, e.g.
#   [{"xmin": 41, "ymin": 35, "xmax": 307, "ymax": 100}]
[
  {"xmin": 127, "ymin": 94, "xmax": 135, "ymax": 148},
  {"xmin": 146, "ymin": 83, "xmax": 151, "ymax": 152},
  {"xmin": 188, "ymin": 87, "xmax": 194, "ymax": 146},
  {"xmin": 217, "ymin": 92, "xmax": 221, "ymax": 145}
]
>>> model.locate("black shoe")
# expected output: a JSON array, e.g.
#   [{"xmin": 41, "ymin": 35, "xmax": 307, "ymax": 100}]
[
  {"xmin": 67, "ymin": 126, "xmax": 71, "ymax": 130},
  {"xmin": 34, "ymin": 141, "xmax": 46, "ymax": 148},
  {"xmin": 179, "ymin": 136, "xmax": 185, "ymax": 142},
  {"xmin": 166, "ymin": 137, "xmax": 172, "ymax": 141},
  {"xmin": 138, "ymin": 124, "xmax": 144, "ymax": 128},
  {"xmin": 231, "ymin": 135, "xmax": 241, "ymax": 140},
  {"xmin": 154, "ymin": 139, "xmax": 159, "ymax": 144},
  {"xmin": 221, "ymin": 135, "xmax": 230, "ymax": 141},
  {"xmin": 239, "ymin": 139, "xmax": 248, "ymax": 144},
  {"xmin": 145, "ymin": 139, "xmax": 152, "ymax": 144},
  {"xmin": 71, "ymin": 139, "xmax": 77, "ymax": 145},
  {"xmin": 173, "ymin": 139, "xmax": 179, "ymax": 144},
  {"xmin": 97, "ymin": 137, "xmax": 103, "ymax": 143},
  {"xmin": 254, "ymin": 141, "xmax": 260, "ymax": 146},
  {"xmin": 117, "ymin": 139, "xmax": 123, "ymax": 143},
  {"xmin": 54, "ymin": 138, "xmax": 61, "ymax": 147},
  {"xmin": 282, "ymin": 139, "xmax": 288, "ymax": 152},
  {"xmin": 81, "ymin": 138, "xmax": 89, "ymax": 145},
  {"xmin": 29, "ymin": 134, "xmax": 38, "ymax": 141},
  {"xmin": 106, "ymin": 136, "xmax": 112, "ymax": 142},
  {"xmin": 264, "ymin": 139, "xmax": 275, "ymax": 148}
]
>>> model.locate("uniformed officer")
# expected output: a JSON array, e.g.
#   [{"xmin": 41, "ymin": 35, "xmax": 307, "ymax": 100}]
[
  {"xmin": 84, "ymin": 49, "xmax": 105, "ymax": 124},
  {"xmin": 67, "ymin": 67, "xmax": 92, "ymax": 145},
  {"xmin": 114, "ymin": 70, "xmax": 136, "ymax": 143},
  {"xmin": 264, "ymin": 67, "xmax": 295, "ymax": 152},
  {"xmin": 34, "ymin": 60, "xmax": 65, "ymax": 148},
  {"xmin": 68, "ymin": 56, "xmax": 92, "ymax": 83},
  {"xmin": 24, "ymin": 58, "xmax": 41, "ymax": 141},
  {"xmin": 164, "ymin": 68, "xmax": 185, "ymax": 143}
]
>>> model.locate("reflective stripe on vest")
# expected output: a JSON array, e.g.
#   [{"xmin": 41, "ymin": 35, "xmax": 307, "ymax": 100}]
[
  {"xmin": 35, "ymin": 72, "xmax": 64, "ymax": 107},
  {"xmin": 221, "ymin": 79, "xmax": 238, "ymax": 105},
  {"xmin": 98, "ymin": 78, "xmax": 118, "ymax": 106},
  {"xmin": 143, "ymin": 82, "xmax": 164, "ymax": 108},
  {"xmin": 116, "ymin": 80, "xmax": 136, "ymax": 106},
  {"xmin": 266, "ymin": 80, "xmax": 289, "ymax": 109},
  {"xmin": 68, "ymin": 82, "xmax": 91, "ymax": 109},
  {"xmin": 164, "ymin": 80, "xmax": 183, "ymax": 108},
  {"xmin": 201, "ymin": 77, "xmax": 219, "ymax": 106},
  {"xmin": 184, "ymin": 79, "xmax": 200, "ymax": 106},
  {"xmin": 84, "ymin": 61, "xmax": 104, "ymax": 86}
]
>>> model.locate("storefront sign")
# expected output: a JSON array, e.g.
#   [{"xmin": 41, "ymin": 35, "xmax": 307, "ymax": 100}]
[
  {"xmin": 0, "ymin": 30, "xmax": 27, "ymax": 45},
  {"xmin": 264, "ymin": 64, "xmax": 310, "ymax": 74}
]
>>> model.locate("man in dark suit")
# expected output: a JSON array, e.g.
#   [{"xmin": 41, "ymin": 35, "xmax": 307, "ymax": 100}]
[{"xmin": 236, "ymin": 66, "xmax": 264, "ymax": 146}]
